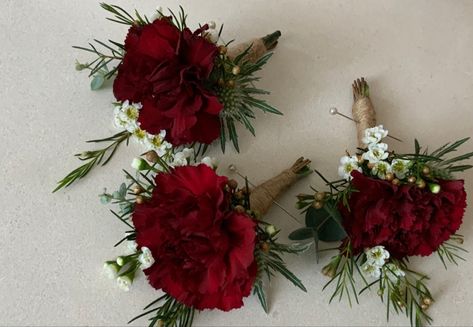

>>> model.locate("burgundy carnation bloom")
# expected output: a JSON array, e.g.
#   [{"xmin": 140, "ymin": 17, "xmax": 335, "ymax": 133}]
[
  {"xmin": 340, "ymin": 171, "xmax": 467, "ymax": 258},
  {"xmin": 132, "ymin": 164, "xmax": 258, "ymax": 311},
  {"xmin": 113, "ymin": 19, "xmax": 223, "ymax": 145}
]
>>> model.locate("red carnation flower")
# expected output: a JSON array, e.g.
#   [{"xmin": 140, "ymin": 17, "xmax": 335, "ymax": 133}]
[
  {"xmin": 113, "ymin": 19, "xmax": 223, "ymax": 145},
  {"xmin": 132, "ymin": 164, "xmax": 258, "ymax": 311},
  {"xmin": 340, "ymin": 171, "xmax": 467, "ymax": 258}
]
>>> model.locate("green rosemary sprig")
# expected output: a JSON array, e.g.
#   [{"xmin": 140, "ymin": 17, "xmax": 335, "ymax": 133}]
[
  {"xmin": 53, "ymin": 131, "xmax": 131, "ymax": 192},
  {"xmin": 437, "ymin": 235, "xmax": 467, "ymax": 268},
  {"xmin": 365, "ymin": 260, "xmax": 434, "ymax": 327},
  {"xmin": 253, "ymin": 225, "xmax": 307, "ymax": 313},
  {"xmin": 129, "ymin": 294, "xmax": 195, "ymax": 327},
  {"xmin": 322, "ymin": 242, "xmax": 363, "ymax": 307}
]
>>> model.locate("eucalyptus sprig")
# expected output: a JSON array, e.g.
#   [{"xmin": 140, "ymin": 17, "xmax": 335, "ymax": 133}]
[{"xmin": 53, "ymin": 131, "xmax": 131, "ymax": 192}]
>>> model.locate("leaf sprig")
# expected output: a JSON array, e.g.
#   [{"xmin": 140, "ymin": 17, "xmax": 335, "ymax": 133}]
[
  {"xmin": 214, "ymin": 42, "xmax": 282, "ymax": 152},
  {"xmin": 129, "ymin": 294, "xmax": 195, "ymax": 327},
  {"xmin": 53, "ymin": 131, "xmax": 130, "ymax": 192}
]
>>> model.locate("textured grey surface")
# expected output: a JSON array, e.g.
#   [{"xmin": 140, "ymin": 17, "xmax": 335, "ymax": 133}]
[{"xmin": 1, "ymin": 0, "xmax": 473, "ymax": 326}]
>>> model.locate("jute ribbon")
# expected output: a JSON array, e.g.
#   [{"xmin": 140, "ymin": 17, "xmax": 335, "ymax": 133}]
[
  {"xmin": 249, "ymin": 157, "xmax": 310, "ymax": 216},
  {"xmin": 352, "ymin": 78, "xmax": 376, "ymax": 148},
  {"xmin": 227, "ymin": 31, "xmax": 281, "ymax": 63}
]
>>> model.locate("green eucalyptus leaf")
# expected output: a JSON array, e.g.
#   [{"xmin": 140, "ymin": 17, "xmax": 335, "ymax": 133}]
[
  {"xmin": 90, "ymin": 74, "xmax": 105, "ymax": 90},
  {"xmin": 317, "ymin": 216, "xmax": 347, "ymax": 242},
  {"xmin": 305, "ymin": 204, "xmax": 347, "ymax": 242},
  {"xmin": 288, "ymin": 227, "xmax": 314, "ymax": 241}
]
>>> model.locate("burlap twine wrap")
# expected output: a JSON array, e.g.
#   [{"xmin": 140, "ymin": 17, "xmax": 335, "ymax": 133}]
[
  {"xmin": 249, "ymin": 157, "xmax": 310, "ymax": 216},
  {"xmin": 227, "ymin": 38, "xmax": 267, "ymax": 63},
  {"xmin": 352, "ymin": 78, "xmax": 376, "ymax": 148}
]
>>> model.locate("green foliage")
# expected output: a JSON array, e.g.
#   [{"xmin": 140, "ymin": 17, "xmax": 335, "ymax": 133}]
[
  {"xmin": 215, "ymin": 46, "xmax": 282, "ymax": 152},
  {"xmin": 253, "ymin": 225, "xmax": 307, "ymax": 313},
  {"xmin": 394, "ymin": 137, "xmax": 473, "ymax": 180},
  {"xmin": 53, "ymin": 131, "xmax": 130, "ymax": 192},
  {"xmin": 359, "ymin": 259, "xmax": 434, "ymax": 327},
  {"xmin": 129, "ymin": 294, "xmax": 195, "ymax": 327},
  {"xmin": 436, "ymin": 235, "xmax": 467, "ymax": 269}
]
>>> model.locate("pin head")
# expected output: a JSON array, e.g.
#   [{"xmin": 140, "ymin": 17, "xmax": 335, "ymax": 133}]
[
  {"xmin": 329, "ymin": 107, "xmax": 338, "ymax": 115},
  {"xmin": 228, "ymin": 164, "xmax": 237, "ymax": 172}
]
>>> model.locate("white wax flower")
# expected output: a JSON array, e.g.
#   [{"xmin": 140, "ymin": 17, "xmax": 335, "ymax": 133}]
[
  {"xmin": 208, "ymin": 21, "xmax": 216, "ymax": 29},
  {"xmin": 117, "ymin": 275, "xmax": 132, "ymax": 292},
  {"xmin": 201, "ymin": 156, "xmax": 218, "ymax": 169},
  {"xmin": 361, "ymin": 262, "xmax": 382, "ymax": 278},
  {"xmin": 362, "ymin": 143, "xmax": 389, "ymax": 164},
  {"xmin": 365, "ymin": 246, "xmax": 390, "ymax": 267},
  {"xmin": 138, "ymin": 247, "xmax": 155, "ymax": 270},
  {"xmin": 384, "ymin": 263, "xmax": 406, "ymax": 282},
  {"xmin": 372, "ymin": 161, "xmax": 392, "ymax": 180},
  {"xmin": 265, "ymin": 225, "xmax": 277, "ymax": 236},
  {"xmin": 362, "ymin": 125, "xmax": 388, "ymax": 146},
  {"xmin": 149, "ymin": 6, "xmax": 163, "ymax": 21},
  {"xmin": 103, "ymin": 262, "xmax": 120, "ymax": 279},
  {"xmin": 113, "ymin": 100, "xmax": 142, "ymax": 133},
  {"xmin": 126, "ymin": 240, "xmax": 138, "ymax": 254},
  {"xmin": 391, "ymin": 159, "xmax": 411, "ymax": 179},
  {"xmin": 338, "ymin": 155, "xmax": 362, "ymax": 181}
]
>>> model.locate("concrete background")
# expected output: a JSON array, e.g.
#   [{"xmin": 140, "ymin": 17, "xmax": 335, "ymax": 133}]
[{"xmin": 1, "ymin": 0, "xmax": 472, "ymax": 325}]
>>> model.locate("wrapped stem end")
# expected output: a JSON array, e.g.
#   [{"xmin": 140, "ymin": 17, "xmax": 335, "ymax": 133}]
[
  {"xmin": 227, "ymin": 30, "xmax": 281, "ymax": 63},
  {"xmin": 262, "ymin": 30, "xmax": 282, "ymax": 50},
  {"xmin": 250, "ymin": 157, "xmax": 311, "ymax": 216},
  {"xmin": 352, "ymin": 77, "xmax": 376, "ymax": 147}
]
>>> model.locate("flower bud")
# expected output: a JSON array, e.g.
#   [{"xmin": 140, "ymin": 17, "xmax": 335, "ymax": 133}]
[
  {"xmin": 429, "ymin": 183, "xmax": 441, "ymax": 194},
  {"xmin": 138, "ymin": 247, "xmax": 155, "ymax": 270},
  {"xmin": 103, "ymin": 261, "xmax": 120, "ymax": 279},
  {"xmin": 321, "ymin": 263, "xmax": 336, "ymax": 278},
  {"xmin": 117, "ymin": 273, "xmax": 134, "ymax": 292},
  {"xmin": 265, "ymin": 225, "xmax": 277, "ymax": 236},
  {"xmin": 131, "ymin": 157, "xmax": 151, "ymax": 171},
  {"xmin": 144, "ymin": 150, "xmax": 159, "ymax": 163},
  {"xmin": 75, "ymin": 60, "xmax": 87, "ymax": 71}
]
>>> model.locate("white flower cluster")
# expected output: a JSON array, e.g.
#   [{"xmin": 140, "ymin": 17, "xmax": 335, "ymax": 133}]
[
  {"xmin": 361, "ymin": 246, "xmax": 405, "ymax": 281},
  {"xmin": 113, "ymin": 100, "xmax": 172, "ymax": 156},
  {"xmin": 361, "ymin": 246, "xmax": 390, "ymax": 278},
  {"xmin": 338, "ymin": 155, "xmax": 362, "ymax": 181},
  {"xmin": 338, "ymin": 125, "xmax": 412, "ymax": 181},
  {"xmin": 102, "ymin": 245, "xmax": 156, "ymax": 292}
]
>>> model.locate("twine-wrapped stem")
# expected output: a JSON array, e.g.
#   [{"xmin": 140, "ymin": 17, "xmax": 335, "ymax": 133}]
[
  {"xmin": 352, "ymin": 78, "xmax": 376, "ymax": 147},
  {"xmin": 227, "ymin": 31, "xmax": 281, "ymax": 63},
  {"xmin": 249, "ymin": 157, "xmax": 310, "ymax": 216}
]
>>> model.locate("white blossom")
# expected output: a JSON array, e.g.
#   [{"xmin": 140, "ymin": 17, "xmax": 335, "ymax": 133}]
[
  {"xmin": 138, "ymin": 247, "xmax": 155, "ymax": 270},
  {"xmin": 117, "ymin": 275, "xmax": 132, "ymax": 292},
  {"xmin": 372, "ymin": 161, "xmax": 392, "ymax": 180},
  {"xmin": 126, "ymin": 241, "xmax": 138, "ymax": 254},
  {"xmin": 365, "ymin": 246, "xmax": 390, "ymax": 267},
  {"xmin": 362, "ymin": 143, "xmax": 389, "ymax": 164},
  {"xmin": 361, "ymin": 262, "xmax": 382, "ymax": 278},
  {"xmin": 113, "ymin": 100, "xmax": 142, "ymax": 133},
  {"xmin": 338, "ymin": 155, "xmax": 362, "ymax": 181},
  {"xmin": 150, "ymin": 6, "xmax": 163, "ymax": 21},
  {"xmin": 201, "ymin": 156, "xmax": 218, "ymax": 169},
  {"xmin": 171, "ymin": 148, "xmax": 194, "ymax": 167},
  {"xmin": 362, "ymin": 125, "xmax": 388, "ymax": 146},
  {"xmin": 391, "ymin": 159, "xmax": 411, "ymax": 179},
  {"xmin": 384, "ymin": 263, "xmax": 405, "ymax": 282}
]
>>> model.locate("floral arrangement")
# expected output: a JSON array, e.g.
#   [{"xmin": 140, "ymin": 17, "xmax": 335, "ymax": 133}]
[
  {"xmin": 102, "ymin": 152, "xmax": 311, "ymax": 326},
  {"xmin": 290, "ymin": 78, "xmax": 472, "ymax": 326},
  {"xmin": 54, "ymin": 3, "xmax": 282, "ymax": 192}
]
